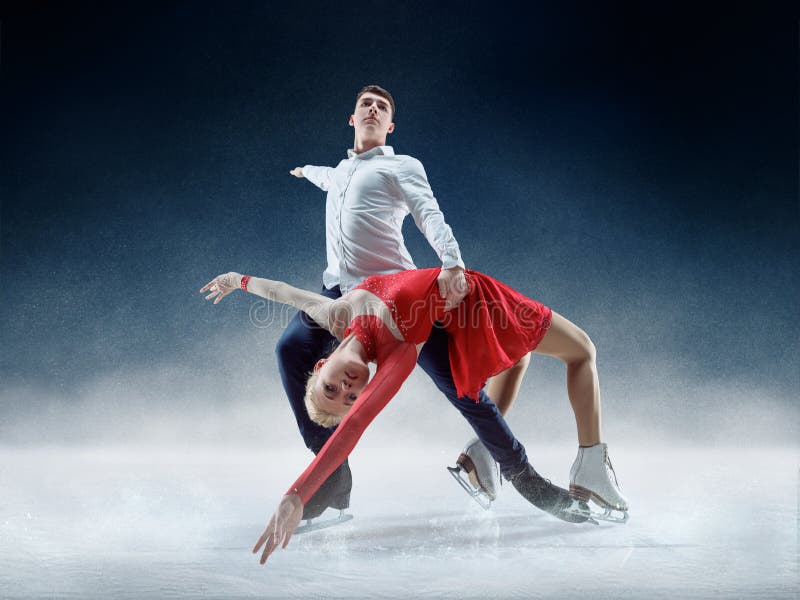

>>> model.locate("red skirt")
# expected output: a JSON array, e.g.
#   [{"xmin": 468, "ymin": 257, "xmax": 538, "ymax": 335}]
[{"xmin": 351, "ymin": 268, "xmax": 552, "ymax": 399}]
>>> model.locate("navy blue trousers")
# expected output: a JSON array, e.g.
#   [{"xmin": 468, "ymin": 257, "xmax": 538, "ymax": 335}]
[{"xmin": 275, "ymin": 285, "xmax": 529, "ymax": 479}]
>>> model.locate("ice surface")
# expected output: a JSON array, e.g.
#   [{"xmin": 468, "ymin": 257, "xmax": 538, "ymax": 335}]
[{"xmin": 0, "ymin": 444, "xmax": 796, "ymax": 599}]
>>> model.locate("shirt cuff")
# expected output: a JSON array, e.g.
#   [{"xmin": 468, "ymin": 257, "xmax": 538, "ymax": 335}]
[{"xmin": 440, "ymin": 248, "xmax": 465, "ymax": 270}]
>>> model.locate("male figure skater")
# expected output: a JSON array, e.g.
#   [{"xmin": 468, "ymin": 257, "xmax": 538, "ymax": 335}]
[
  {"xmin": 277, "ymin": 85, "xmax": 526, "ymax": 515},
  {"xmin": 275, "ymin": 85, "xmax": 627, "ymax": 523}
]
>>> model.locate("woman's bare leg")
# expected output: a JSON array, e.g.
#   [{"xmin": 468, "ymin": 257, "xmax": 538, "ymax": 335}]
[
  {"xmin": 486, "ymin": 353, "xmax": 531, "ymax": 415},
  {"xmin": 533, "ymin": 311, "xmax": 601, "ymax": 446}
]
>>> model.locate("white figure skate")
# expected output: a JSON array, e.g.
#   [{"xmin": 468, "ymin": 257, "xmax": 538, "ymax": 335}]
[
  {"xmin": 569, "ymin": 442, "xmax": 629, "ymax": 523},
  {"xmin": 447, "ymin": 437, "xmax": 500, "ymax": 509}
]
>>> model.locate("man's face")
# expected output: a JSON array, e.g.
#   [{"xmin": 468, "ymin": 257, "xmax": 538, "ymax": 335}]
[{"xmin": 349, "ymin": 93, "xmax": 395, "ymax": 138}]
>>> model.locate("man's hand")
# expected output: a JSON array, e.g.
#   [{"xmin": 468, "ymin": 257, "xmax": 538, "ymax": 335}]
[
  {"xmin": 289, "ymin": 167, "xmax": 304, "ymax": 178},
  {"xmin": 252, "ymin": 494, "xmax": 304, "ymax": 565},
  {"xmin": 199, "ymin": 272, "xmax": 243, "ymax": 304},
  {"xmin": 437, "ymin": 266, "xmax": 469, "ymax": 311}
]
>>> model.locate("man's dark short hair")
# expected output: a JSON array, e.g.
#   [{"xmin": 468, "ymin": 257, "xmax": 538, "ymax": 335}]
[{"xmin": 355, "ymin": 85, "xmax": 396, "ymax": 119}]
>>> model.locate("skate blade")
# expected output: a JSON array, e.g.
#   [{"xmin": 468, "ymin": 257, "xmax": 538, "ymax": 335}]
[
  {"xmin": 294, "ymin": 510, "xmax": 354, "ymax": 535},
  {"xmin": 446, "ymin": 465, "xmax": 492, "ymax": 510},
  {"xmin": 545, "ymin": 498, "xmax": 599, "ymax": 525},
  {"xmin": 570, "ymin": 484, "xmax": 629, "ymax": 524},
  {"xmin": 586, "ymin": 506, "xmax": 628, "ymax": 524}
]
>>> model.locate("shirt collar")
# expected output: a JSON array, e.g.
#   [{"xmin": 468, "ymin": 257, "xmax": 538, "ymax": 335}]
[{"xmin": 347, "ymin": 145, "xmax": 395, "ymax": 159}]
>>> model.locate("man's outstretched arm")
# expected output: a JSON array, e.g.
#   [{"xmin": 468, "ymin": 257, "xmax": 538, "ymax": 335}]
[{"xmin": 290, "ymin": 165, "xmax": 335, "ymax": 191}]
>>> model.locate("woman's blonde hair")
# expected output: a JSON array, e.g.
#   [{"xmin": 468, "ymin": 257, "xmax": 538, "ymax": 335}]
[{"xmin": 304, "ymin": 370, "xmax": 345, "ymax": 428}]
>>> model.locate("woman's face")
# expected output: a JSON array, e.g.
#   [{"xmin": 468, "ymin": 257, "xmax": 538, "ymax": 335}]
[{"xmin": 312, "ymin": 348, "xmax": 370, "ymax": 417}]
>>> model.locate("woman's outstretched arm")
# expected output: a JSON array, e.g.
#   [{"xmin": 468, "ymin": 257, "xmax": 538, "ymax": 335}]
[
  {"xmin": 252, "ymin": 340, "xmax": 419, "ymax": 565},
  {"xmin": 200, "ymin": 271, "xmax": 336, "ymax": 333}
]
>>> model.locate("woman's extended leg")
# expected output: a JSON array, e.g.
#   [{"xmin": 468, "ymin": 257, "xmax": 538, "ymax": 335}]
[
  {"xmin": 486, "ymin": 353, "xmax": 531, "ymax": 416},
  {"xmin": 533, "ymin": 311, "xmax": 601, "ymax": 447},
  {"xmin": 534, "ymin": 311, "xmax": 628, "ymax": 517}
]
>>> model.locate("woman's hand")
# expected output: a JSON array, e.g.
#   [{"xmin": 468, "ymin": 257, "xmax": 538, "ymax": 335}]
[
  {"xmin": 199, "ymin": 272, "xmax": 243, "ymax": 304},
  {"xmin": 289, "ymin": 167, "xmax": 304, "ymax": 178},
  {"xmin": 252, "ymin": 494, "xmax": 304, "ymax": 565}
]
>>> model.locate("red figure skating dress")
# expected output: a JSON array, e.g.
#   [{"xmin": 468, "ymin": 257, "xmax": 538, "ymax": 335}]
[{"xmin": 288, "ymin": 268, "xmax": 552, "ymax": 503}]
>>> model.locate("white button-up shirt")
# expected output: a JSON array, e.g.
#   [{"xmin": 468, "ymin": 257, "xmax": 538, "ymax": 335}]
[{"xmin": 303, "ymin": 145, "xmax": 465, "ymax": 293}]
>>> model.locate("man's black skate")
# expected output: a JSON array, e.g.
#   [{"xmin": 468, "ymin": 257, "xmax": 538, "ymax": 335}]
[
  {"xmin": 511, "ymin": 463, "xmax": 591, "ymax": 523},
  {"xmin": 303, "ymin": 459, "xmax": 352, "ymax": 519},
  {"xmin": 296, "ymin": 459, "xmax": 353, "ymax": 534}
]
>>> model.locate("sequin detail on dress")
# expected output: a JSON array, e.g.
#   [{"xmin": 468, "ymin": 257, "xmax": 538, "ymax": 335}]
[{"xmin": 344, "ymin": 315, "xmax": 377, "ymax": 362}]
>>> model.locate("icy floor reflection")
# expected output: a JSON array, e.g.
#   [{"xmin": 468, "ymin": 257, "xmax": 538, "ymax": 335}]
[{"xmin": 0, "ymin": 445, "xmax": 796, "ymax": 599}]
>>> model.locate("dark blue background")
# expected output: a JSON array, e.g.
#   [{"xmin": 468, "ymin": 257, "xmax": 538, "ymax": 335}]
[{"xmin": 1, "ymin": 3, "xmax": 797, "ymax": 423}]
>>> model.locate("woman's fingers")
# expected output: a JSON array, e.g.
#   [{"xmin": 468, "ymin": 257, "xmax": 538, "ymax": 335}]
[
  {"xmin": 201, "ymin": 273, "xmax": 243, "ymax": 303},
  {"xmin": 214, "ymin": 288, "xmax": 234, "ymax": 304},
  {"xmin": 260, "ymin": 535, "xmax": 280, "ymax": 564},
  {"xmin": 252, "ymin": 529, "xmax": 270, "ymax": 554},
  {"xmin": 199, "ymin": 278, "xmax": 217, "ymax": 293},
  {"xmin": 253, "ymin": 514, "xmax": 283, "ymax": 564},
  {"xmin": 276, "ymin": 519, "xmax": 286, "ymax": 540},
  {"xmin": 281, "ymin": 530, "xmax": 294, "ymax": 549},
  {"xmin": 202, "ymin": 281, "xmax": 233, "ymax": 303},
  {"xmin": 252, "ymin": 496, "xmax": 302, "ymax": 565},
  {"xmin": 253, "ymin": 527, "xmax": 277, "ymax": 562}
]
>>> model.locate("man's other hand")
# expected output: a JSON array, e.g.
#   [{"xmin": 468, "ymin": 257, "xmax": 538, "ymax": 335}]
[{"xmin": 437, "ymin": 266, "xmax": 468, "ymax": 311}]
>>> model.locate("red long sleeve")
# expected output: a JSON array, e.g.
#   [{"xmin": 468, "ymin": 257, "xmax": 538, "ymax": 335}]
[{"xmin": 286, "ymin": 340, "xmax": 418, "ymax": 504}]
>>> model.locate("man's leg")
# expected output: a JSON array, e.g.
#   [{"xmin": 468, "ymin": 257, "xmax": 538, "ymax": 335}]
[
  {"xmin": 416, "ymin": 325, "xmax": 528, "ymax": 480},
  {"xmin": 417, "ymin": 325, "xmax": 588, "ymax": 522},
  {"xmin": 275, "ymin": 285, "xmax": 351, "ymax": 517},
  {"xmin": 276, "ymin": 285, "xmax": 341, "ymax": 454}
]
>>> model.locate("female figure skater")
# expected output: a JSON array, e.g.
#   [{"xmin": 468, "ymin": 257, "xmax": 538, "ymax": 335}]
[{"xmin": 200, "ymin": 267, "xmax": 628, "ymax": 564}]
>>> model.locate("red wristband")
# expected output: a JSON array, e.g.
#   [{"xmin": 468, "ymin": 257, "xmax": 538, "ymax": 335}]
[{"xmin": 240, "ymin": 275, "xmax": 251, "ymax": 291}]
